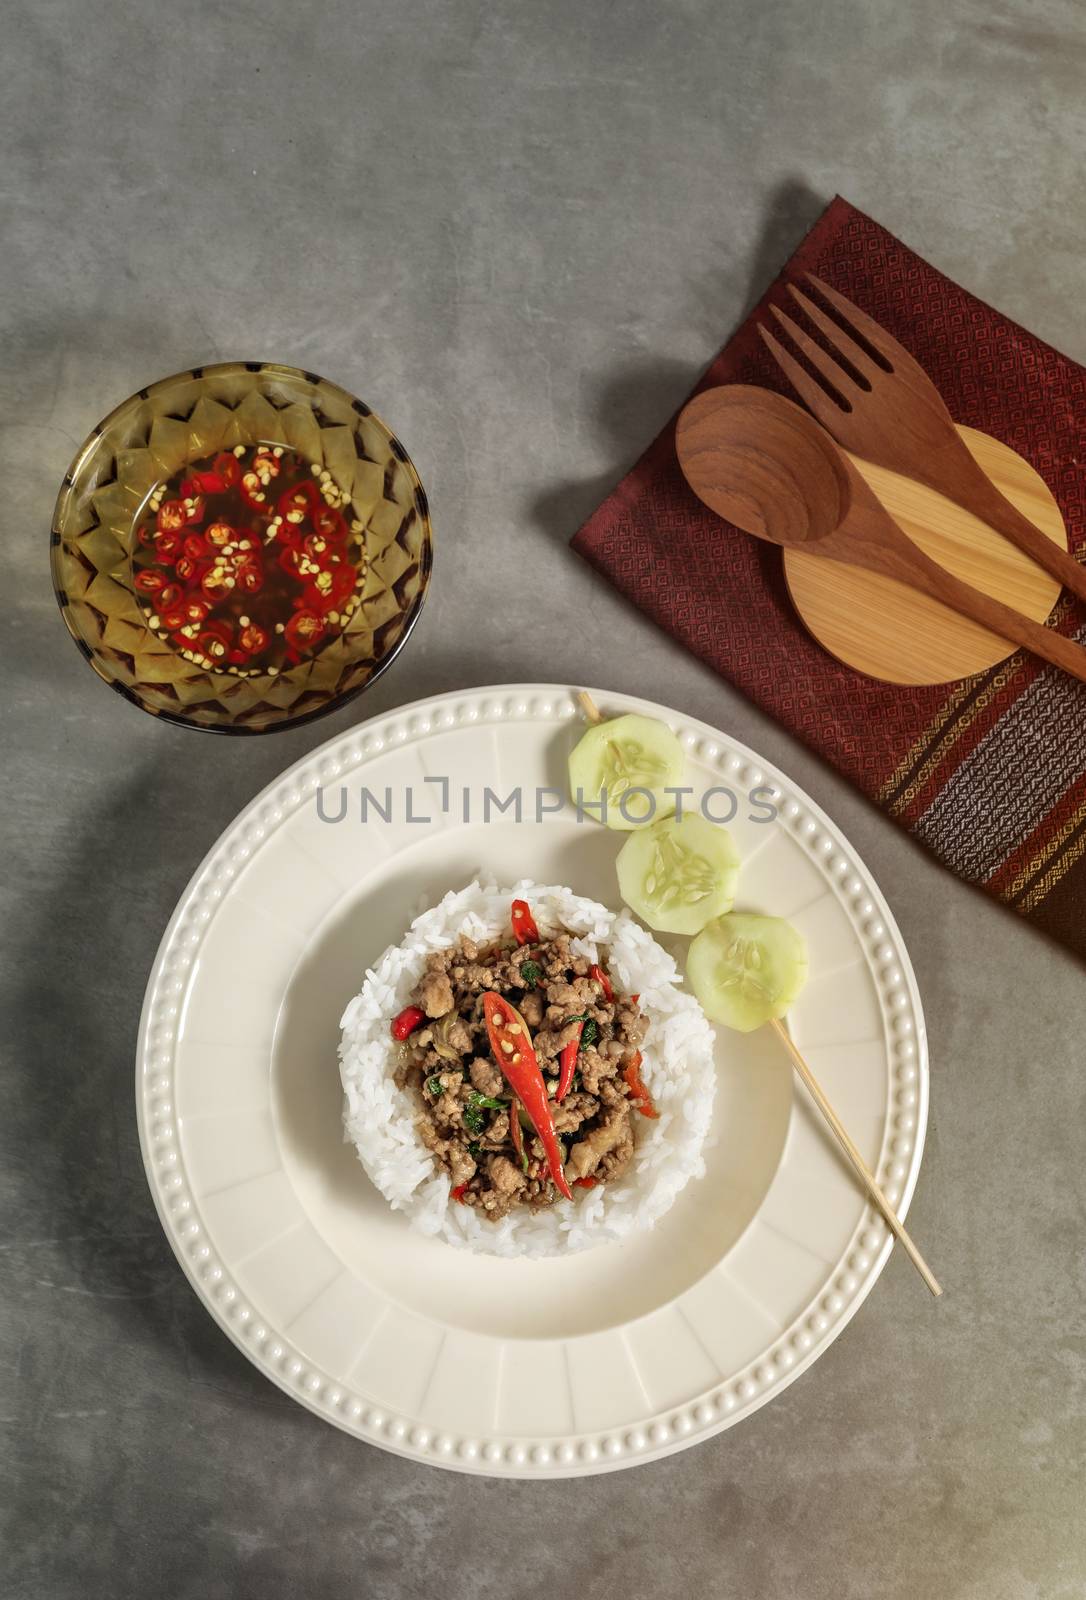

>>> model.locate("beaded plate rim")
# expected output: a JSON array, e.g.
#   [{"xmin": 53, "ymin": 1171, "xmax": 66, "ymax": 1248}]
[{"xmin": 135, "ymin": 683, "xmax": 928, "ymax": 1476}]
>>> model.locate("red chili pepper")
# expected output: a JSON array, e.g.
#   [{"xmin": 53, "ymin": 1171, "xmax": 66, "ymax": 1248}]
[
  {"xmin": 450, "ymin": 1183, "xmax": 469, "ymax": 1204},
  {"xmin": 284, "ymin": 608, "xmax": 325, "ymax": 653},
  {"xmin": 556, "ymin": 1022, "xmax": 582, "ymax": 1102},
  {"xmin": 177, "ymin": 486, "xmax": 206, "ymax": 523},
  {"xmin": 510, "ymin": 900, "xmax": 539, "ymax": 945},
  {"xmin": 278, "ymin": 480, "xmax": 321, "ymax": 522},
  {"xmin": 186, "ymin": 467, "xmax": 227, "ymax": 495},
  {"xmin": 154, "ymin": 530, "xmax": 182, "ymax": 563},
  {"xmin": 157, "ymin": 583, "xmax": 182, "ymax": 610},
  {"xmin": 134, "ymin": 568, "xmax": 167, "ymax": 595},
  {"xmin": 205, "ymin": 521, "xmax": 235, "ymax": 549},
  {"xmin": 252, "ymin": 447, "xmax": 281, "ymax": 479},
  {"xmin": 573, "ymin": 1176, "xmax": 598, "ymax": 1189},
  {"xmin": 200, "ymin": 566, "xmax": 232, "ymax": 602},
  {"xmin": 183, "ymin": 597, "xmax": 211, "ymax": 625},
  {"xmin": 623, "ymin": 1051, "xmax": 659, "ymax": 1119},
  {"xmin": 327, "ymin": 562, "xmax": 357, "ymax": 606},
  {"xmin": 237, "ymin": 621, "xmax": 269, "ymax": 657},
  {"xmin": 390, "ymin": 1004, "xmax": 426, "ymax": 1041},
  {"xmin": 235, "ymin": 556, "xmax": 264, "ymax": 595},
  {"xmin": 312, "ymin": 504, "xmax": 348, "ymax": 544},
  {"xmin": 196, "ymin": 621, "xmax": 233, "ymax": 663},
  {"xmin": 239, "ymin": 470, "xmax": 269, "ymax": 512},
  {"xmin": 482, "ymin": 993, "xmax": 571, "ymax": 1199},
  {"xmin": 159, "ymin": 606, "xmax": 188, "ymax": 632},
  {"xmin": 302, "ymin": 565, "xmax": 355, "ymax": 617},
  {"xmin": 157, "ymin": 500, "xmax": 186, "ymax": 534},
  {"xmin": 589, "ymin": 963, "xmax": 614, "ymax": 1003},
  {"xmin": 278, "ymin": 544, "xmax": 304, "ymax": 579},
  {"xmin": 184, "ymin": 532, "xmax": 211, "ymax": 561},
  {"xmin": 213, "ymin": 451, "xmax": 241, "ymax": 489}
]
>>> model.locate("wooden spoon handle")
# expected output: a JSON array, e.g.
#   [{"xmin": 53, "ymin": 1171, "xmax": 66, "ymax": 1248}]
[
  {"xmin": 927, "ymin": 441, "xmax": 1086, "ymax": 605},
  {"xmin": 900, "ymin": 546, "xmax": 1086, "ymax": 683},
  {"xmin": 837, "ymin": 484, "xmax": 1086, "ymax": 683}
]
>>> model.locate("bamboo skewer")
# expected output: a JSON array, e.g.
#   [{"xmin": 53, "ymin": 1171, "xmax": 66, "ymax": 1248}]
[
  {"xmin": 575, "ymin": 687, "xmax": 942, "ymax": 1297},
  {"xmin": 577, "ymin": 688, "xmax": 603, "ymax": 724},
  {"xmin": 770, "ymin": 1019, "xmax": 941, "ymax": 1295}
]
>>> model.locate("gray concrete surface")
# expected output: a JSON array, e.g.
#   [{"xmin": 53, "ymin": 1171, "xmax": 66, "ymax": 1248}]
[{"xmin": 3, "ymin": 1, "xmax": 1085, "ymax": 1595}]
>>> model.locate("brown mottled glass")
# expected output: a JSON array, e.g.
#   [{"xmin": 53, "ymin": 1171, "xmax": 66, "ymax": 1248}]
[{"xmin": 51, "ymin": 363, "xmax": 432, "ymax": 733}]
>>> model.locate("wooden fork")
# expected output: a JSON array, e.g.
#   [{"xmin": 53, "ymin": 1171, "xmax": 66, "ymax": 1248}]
[{"xmin": 758, "ymin": 274, "xmax": 1086, "ymax": 605}]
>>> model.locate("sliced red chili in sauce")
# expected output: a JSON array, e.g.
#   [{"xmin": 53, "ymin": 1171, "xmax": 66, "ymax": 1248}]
[
  {"xmin": 239, "ymin": 471, "xmax": 268, "ymax": 511},
  {"xmin": 313, "ymin": 504, "xmax": 349, "ymax": 544},
  {"xmin": 213, "ymin": 451, "xmax": 241, "ymax": 489},
  {"xmin": 156, "ymin": 501, "xmax": 186, "ymax": 534},
  {"xmin": 284, "ymin": 608, "xmax": 325, "ymax": 655},
  {"xmin": 279, "ymin": 479, "xmax": 322, "ymax": 522},
  {"xmin": 154, "ymin": 529, "xmax": 182, "ymax": 563},
  {"xmin": 131, "ymin": 443, "xmax": 365, "ymax": 676},
  {"xmin": 177, "ymin": 488, "xmax": 205, "ymax": 523},
  {"xmin": 183, "ymin": 533, "xmax": 211, "ymax": 561}
]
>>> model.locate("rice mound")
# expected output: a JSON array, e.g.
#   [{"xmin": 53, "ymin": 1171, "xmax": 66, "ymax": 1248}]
[{"xmin": 338, "ymin": 879, "xmax": 718, "ymax": 1258}]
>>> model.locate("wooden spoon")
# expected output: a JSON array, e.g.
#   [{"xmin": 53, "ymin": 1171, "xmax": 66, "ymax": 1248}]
[{"xmin": 676, "ymin": 385, "xmax": 1086, "ymax": 685}]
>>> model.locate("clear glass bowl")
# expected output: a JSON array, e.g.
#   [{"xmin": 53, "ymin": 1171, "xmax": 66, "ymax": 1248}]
[{"xmin": 51, "ymin": 362, "xmax": 432, "ymax": 733}]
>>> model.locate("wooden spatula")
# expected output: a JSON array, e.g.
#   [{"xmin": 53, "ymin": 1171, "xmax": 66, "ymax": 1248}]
[
  {"xmin": 758, "ymin": 274, "xmax": 1086, "ymax": 605},
  {"xmin": 675, "ymin": 384, "xmax": 1086, "ymax": 685}
]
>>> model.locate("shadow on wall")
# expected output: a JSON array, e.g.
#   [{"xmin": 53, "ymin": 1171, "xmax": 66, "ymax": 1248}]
[{"xmin": 529, "ymin": 176, "xmax": 828, "ymax": 552}]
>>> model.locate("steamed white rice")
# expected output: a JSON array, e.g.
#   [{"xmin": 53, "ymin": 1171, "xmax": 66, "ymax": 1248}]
[{"xmin": 338, "ymin": 879, "xmax": 717, "ymax": 1257}]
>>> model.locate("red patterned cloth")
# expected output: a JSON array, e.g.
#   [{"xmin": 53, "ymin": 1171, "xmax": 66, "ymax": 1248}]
[{"xmin": 572, "ymin": 197, "xmax": 1086, "ymax": 956}]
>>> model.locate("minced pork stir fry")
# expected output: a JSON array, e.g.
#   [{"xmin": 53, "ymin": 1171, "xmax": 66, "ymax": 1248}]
[{"xmin": 390, "ymin": 899, "xmax": 658, "ymax": 1220}]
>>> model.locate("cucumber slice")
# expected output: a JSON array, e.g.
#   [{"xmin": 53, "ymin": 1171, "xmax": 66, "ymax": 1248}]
[
  {"xmin": 567, "ymin": 713, "xmax": 685, "ymax": 831},
  {"xmin": 687, "ymin": 912, "xmax": 808, "ymax": 1032},
  {"xmin": 617, "ymin": 813, "xmax": 740, "ymax": 935}
]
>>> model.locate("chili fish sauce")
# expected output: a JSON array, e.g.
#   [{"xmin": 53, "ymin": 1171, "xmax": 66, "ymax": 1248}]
[{"xmin": 131, "ymin": 443, "xmax": 366, "ymax": 675}]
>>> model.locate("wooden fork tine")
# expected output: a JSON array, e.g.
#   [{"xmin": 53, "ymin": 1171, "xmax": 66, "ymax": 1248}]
[
  {"xmin": 786, "ymin": 283, "xmax": 881, "ymax": 383},
  {"xmin": 757, "ymin": 323, "xmax": 848, "ymax": 424},
  {"xmin": 767, "ymin": 305, "xmax": 859, "ymax": 403},
  {"xmin": 803, "ymin": 273, "xmax": 900, "ymax": 368}
]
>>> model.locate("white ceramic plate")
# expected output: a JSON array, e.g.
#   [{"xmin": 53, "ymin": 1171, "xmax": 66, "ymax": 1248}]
[{"xmin": 137, "ymin": 685, "xmax": 928, "ymax": 1477}]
